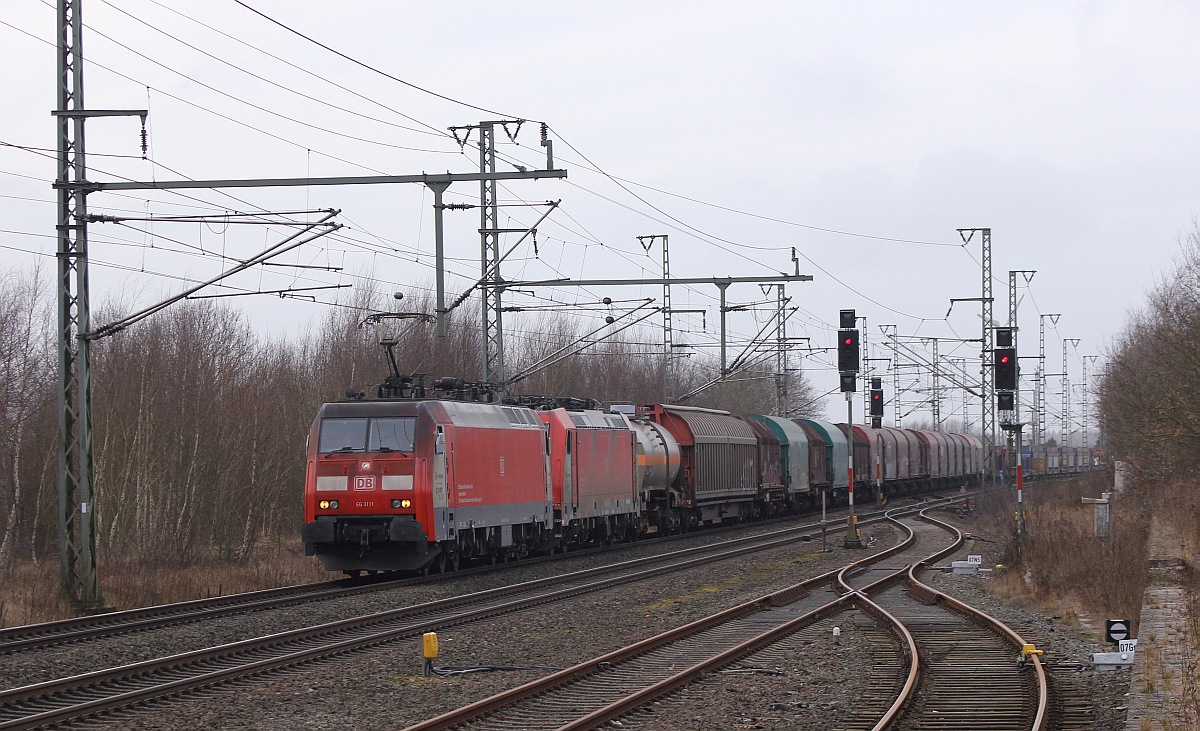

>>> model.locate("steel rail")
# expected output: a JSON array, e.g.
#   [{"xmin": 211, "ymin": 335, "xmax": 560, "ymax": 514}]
[
  {"xmin": 905, "ymin": 555, "xmax": 1049, "ymax": 731},
  {"xmin": 402, "ymin": 508, "xmax": 967, "ymax": 731},
  {"xmin": 856, "ymin": 597, "xmax": 921, "ymax": 731},
  {"xmin": 0, "ymin": 499, "xmax": 964, "ymax": 730},
  {"xmin": 0, "ymin": 497, "xmax": 962, "ymax": 655},
  {"xmin": 852, "ymin": 509, "xmax": 967, "ymax": 730},
  {"xmin": 404, "ymin": 571, "xmax": 864, "ymax": 731},
  {"xmin": 829, "ymin": 508, "xmax": 965, "ymax": 731},
  {"xmin": 556, "ymin": 593, "xmax": 858, "ymax": 731},
  {"xmin": 834, "ymin": 506, "xmax": 922, "ymax": 595},
  {"xmin": 0, "ymin": 577, "xmax": 369, "ymax": 653}
]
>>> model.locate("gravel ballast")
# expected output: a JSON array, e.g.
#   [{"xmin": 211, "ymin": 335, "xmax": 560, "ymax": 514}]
[{"xmin": 6, "ymin": 501, "xmax": 1133, "ymax": 729}]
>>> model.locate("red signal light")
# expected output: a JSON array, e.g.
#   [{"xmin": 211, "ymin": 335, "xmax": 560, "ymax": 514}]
[
  {"xmin": 837, "ymin": 328, "xmax": 859, "ymax": 375},
  {"xmin": 994, "ymin": 347, "xmax": 1017, "ymax": 390},
  {"xmin": 869, "ymin": 387, "xmax": 884, "ymax": 416}
]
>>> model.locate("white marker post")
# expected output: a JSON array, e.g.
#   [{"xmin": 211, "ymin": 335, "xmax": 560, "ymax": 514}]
[{"xmin": 844, "ymin": 391, "xmax": 862, "ymax": 548}]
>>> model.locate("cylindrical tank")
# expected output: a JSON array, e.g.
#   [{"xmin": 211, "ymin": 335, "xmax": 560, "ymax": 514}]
[{"xmin": 625, "ymin": 417, "xmax": 681, "ymax": 494}]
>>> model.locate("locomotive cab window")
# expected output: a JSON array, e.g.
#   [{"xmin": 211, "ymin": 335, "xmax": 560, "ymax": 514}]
[
  {"xmin": 318, "ymin": 418, "xmax": 369, "ymax": 453},
  {"xmin": 317, "ymin": 417, "xmax": 417, "ymax": 454},
  {"xmin": 370, "ymin": 417, "xmax": 417, "ymax": 452}
]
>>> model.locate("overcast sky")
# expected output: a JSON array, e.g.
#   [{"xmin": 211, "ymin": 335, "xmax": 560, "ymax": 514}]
[{"xmin": 2, "ymin": 1, "xmax": 1197, "ymax": 431}]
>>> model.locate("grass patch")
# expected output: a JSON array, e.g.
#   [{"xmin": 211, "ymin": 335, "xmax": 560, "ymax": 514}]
[
  {"xmin": 640, "ymin": 576, "xmax": 742, "ymax": 611},
  {"xmin": 638, "ymin": 553, "xmax": 817, "ymax": 612},
  {"xmin": 974, "ymin": 473, "xmax": 1149, "ymax": 638},
  {"xmin": 0, "ymin": 537, "xmax": 328, "ymax": 627}
]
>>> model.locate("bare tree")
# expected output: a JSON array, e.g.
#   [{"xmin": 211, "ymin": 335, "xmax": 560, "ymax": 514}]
[
  {"xmin": 0, "ymin": 267, "xmax": 55, "ymax": 569},
  {"xmin": 1099, "ymin": 227, "xmax": 1200, "ymax": 481}
]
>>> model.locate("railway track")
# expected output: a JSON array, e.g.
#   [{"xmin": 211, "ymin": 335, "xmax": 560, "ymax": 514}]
[
  {"xmin": 0, "ymin": 498, "xmax": 964, "ymax": 730},
  {"xmin": 398, "ymin": 507, "xmax": 1051, "ymax": 731},
  {"xmin": 0, "ymin": 497, "xmax": 959, "ymax": 657}
]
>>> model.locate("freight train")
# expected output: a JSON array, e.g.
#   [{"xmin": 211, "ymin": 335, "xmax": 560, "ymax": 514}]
[
  {"xmin": 996, "ymin": 444, "xmax": 1106, "ymax": 480},
  {"xmin": 302, "ymin": 395, "xmax": 997, "ymax": 575}
]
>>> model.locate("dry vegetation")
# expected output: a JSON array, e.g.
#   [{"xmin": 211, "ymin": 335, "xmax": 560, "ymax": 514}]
[
  {"xmin": 0, "ymin": 266, "xmax": 822, "ymax": 626},
  {"xmin": 1184, "ymin": 588, "xmax": 1199, "ymax": 725},
  {"xmin": 975, "ymin": 474, "xmax": 1148, "ymax": 634}
]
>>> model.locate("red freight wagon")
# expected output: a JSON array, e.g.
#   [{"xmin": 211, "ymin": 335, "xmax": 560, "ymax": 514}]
[
  {"xmin": 876, "ymin": 427, "xmax": 901, "ymax": 482},
  {"xmin": 303, "ymin": 399, "xmax": 551, "ymax": 573},
  {"xmin": 540, "ymin": 409, "xmax": 639, "ymax": 546},
  {"xmin": 878, "ymin": 426, "xmax": 920, "ymax": 493},
  {"xmin": 914, "ymin": 430, "xmax": 950, "ymax": 483},
  {"xmin": 962, "ymin": 434, "xmax": 984, "ymax": 476},
  {"xmin": 742, "ymin": 416, "xmax": 787, "ymax": 509},
  {"xmin": 850, "ymin": 425, "xmax": 885, "ymax": 500},
  {"xmin": 946, "ymin": 433, "xmax": 967, "ymax": 478}
]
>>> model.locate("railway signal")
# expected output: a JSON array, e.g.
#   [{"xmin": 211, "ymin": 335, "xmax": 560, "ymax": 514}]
[
  {"xmin": 994, "ymin": 347, "xmax": 1017, "ymax": 390},
  {"xmin": 870, "ymin": 377, "xmax": 884, "ymax": 418},
  {"xmin": 839, "ymin": 309, "xmax": 863, "ymax": 548},
  {"xmin": 838, "ymin": 329, "xmax": 860, "ymax": 376},
  {"xmin": 838, "ymin": 309, "xmax": 860, "ymax": 396}
]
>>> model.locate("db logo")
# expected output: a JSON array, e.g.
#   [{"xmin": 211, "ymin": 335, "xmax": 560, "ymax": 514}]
[{"xmin": 353, "ymin": 476, "xmax": 376, "ymax": 491}]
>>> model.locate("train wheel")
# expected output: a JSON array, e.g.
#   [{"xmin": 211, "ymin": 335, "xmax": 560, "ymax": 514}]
[
  {"xmin": 432, "ymin": 552, "xmax": 447, "ymax": 574},
  {"xmin": 344, "ymin": 570, "xmax": 362, "ymax": 579},
  {"xmin": 447, "ymin": 551, "xmax": 460, "ymax": 572}
]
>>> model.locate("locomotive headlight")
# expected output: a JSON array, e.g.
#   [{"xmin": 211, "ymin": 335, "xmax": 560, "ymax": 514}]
[
  {"xmin": 390, "ymin": 499, "xmax": 401, "ymax": 509},
  {"xmin": 401, "ymin": 499, "xmax": 412, "ymax": 508},
  {"xmin": 319, "ymin": 500, "xmax": 330, "ymax": 510},
  {"xmin": 329, "ymin": 500, "xmax": 339, "ymax": 509}
]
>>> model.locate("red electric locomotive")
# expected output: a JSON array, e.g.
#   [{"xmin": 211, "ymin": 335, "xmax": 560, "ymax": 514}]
[
  {"xmin": 302, "ymin": 399, "xmax": 552, "ymax": 574},
  {"xmin": 540, "ymin": 409, "xmax": 639, "ymax": 548}
]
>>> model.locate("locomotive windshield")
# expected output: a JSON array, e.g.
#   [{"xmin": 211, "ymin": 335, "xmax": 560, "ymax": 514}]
[
  {"xmin": 370, "ymin": 417, "xmax": 417, "ymax": 452},
  {"xmin": 317, "ymin": 416, "xmax": 416, "ymax": 454}
]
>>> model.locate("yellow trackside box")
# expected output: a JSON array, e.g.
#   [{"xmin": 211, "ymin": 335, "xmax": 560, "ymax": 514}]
[{"xmin": 423, "ymin": 632, "xmax": 439, "ymax": 660}]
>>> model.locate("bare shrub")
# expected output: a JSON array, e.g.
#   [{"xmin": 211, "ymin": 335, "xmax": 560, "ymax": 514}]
[
  {"xmin": 976, "ymin": 474, "xmax": 1148, "ymax": 632},
  {"xmin": 0, "ymin": 561, "xmax": 74, "ymax": 627}
]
